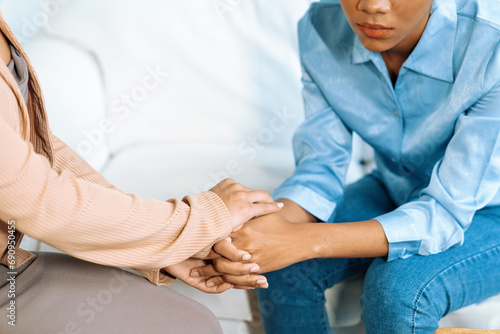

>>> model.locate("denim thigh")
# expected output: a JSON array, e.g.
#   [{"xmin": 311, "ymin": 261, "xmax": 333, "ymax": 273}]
[
  {"xmin": 362, "ymin": 205, "xmax": 500, "ymax": 333},
  {"xmin": 258, "ymin": 174, "xmax": 396, "ymax": 333}
]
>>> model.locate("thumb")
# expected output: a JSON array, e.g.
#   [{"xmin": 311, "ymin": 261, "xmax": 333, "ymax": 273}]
[{"xmin": 205, "ymin": 249, "xmax": 219, "ymax": 260}]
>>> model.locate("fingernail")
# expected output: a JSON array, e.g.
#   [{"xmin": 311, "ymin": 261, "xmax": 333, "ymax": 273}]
[
  {"xmin": 226, "ymin": 237, "xmax": 232, "ymax": 242},
  {"xmin": 256, "ymin": 279, "xmax": 267, "ymax": 285},
  {"xmin": 191, "ymin": 271, "xmax": 200, "ymax": 277},
  {"xmin": 277, "ymin": 202, "xmax": 284, "ymax": 208},
  {"xmin": 206, "ymin": 281, "xmax": 215, "ymax": 288},
  {"xmin": 250, "ymin": 265, "xmax": 260, "ymax": 273},
  {"xmin": 259, "ymin": 283, "xmax": 269, "ymax": 289},
  {"xmin": 242, "ymin": 254, "xmax": 251, "ymax": 261}
]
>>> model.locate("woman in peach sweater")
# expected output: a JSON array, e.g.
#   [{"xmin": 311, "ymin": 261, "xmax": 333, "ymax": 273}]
[{"xmin": 0, "ymin": 13, "xmax": 279, "ymax": 333}]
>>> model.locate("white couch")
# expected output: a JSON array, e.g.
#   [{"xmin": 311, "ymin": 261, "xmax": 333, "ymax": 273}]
[{"xmin": 2, "ymin": 0, "xmax": 499, "ymax": 332}]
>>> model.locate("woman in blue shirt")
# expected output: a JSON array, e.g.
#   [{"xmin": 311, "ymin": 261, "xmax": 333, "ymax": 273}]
[{"xmin": 194, "ymin": 0, "xmax": 500, "ymax": 332}]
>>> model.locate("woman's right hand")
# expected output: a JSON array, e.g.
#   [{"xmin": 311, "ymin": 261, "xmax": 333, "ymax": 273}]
[{"xmin": 210, "ymin": 178, "xmax": 283, "ymax": 230}]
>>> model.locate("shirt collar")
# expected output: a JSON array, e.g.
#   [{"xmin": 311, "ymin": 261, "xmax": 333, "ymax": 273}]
[{"xmin": 351, "ymin": 0, "xmax": 457, "ymax": 83}]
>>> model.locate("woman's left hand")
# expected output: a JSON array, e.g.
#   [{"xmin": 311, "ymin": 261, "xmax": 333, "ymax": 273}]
[{"xmin": 164, "ymin": 258, "xmax": 233, "ymax": 294}]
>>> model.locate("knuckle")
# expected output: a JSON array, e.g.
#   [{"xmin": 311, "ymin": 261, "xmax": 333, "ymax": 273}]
[
  {"xmin": 213, "ymin": 259, "xmax": 226, "ymax": 272},
  {"xmin": 256, "ymin": 189, "xmax": 270, "ymax": 198},
  {"xmin": 213, "ymin": 242, "xmax": 223, "ymax": 254},
  {"xmin": 233, "ymin": 264, "xmax": 246, "ymax": 275},
  {"xmin": 212, "ymin": 258, "xmax": 222, "ymax": 270},
  {"xmin": 231, "ymin": 182, "xmax": 244, "ymax": 191},
  {"xmin": 224, "ymin": 178, "xmax": 235, "ymax": 185},
  {"xmin": 234, "ymin": 191, "xmax": 248, "ymax": 201},
  {"xmin": 221, "ymin": 274, "xmax": 232, "ymax": 282},
  {"xmin": 212, "ymin": 277, "xmax": 223, "ymax": 285},
  {"xmin": 245, "ymin": 276, "xmax": 257, "ymax": 285}
]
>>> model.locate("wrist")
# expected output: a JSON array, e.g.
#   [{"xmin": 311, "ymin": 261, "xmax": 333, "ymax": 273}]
[
  {"xmin": 161, "ymin": 267, "xmax": 177, "ymax": 280},
  {"xmin": 304, "ymin": 220, "xmax": 390, "ymax": 259},
  {"xmin": 291, "ymin": 222, "xmax": 322, "ymax": 261},
  {"xmin": 277, "ymin": 198, "xmax": 317, "ymax": 224}
]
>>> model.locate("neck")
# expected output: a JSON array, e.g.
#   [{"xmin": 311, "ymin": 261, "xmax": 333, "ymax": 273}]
[
  {"xmin": 381, "ymin": 13, "xmax": 431, "ymax": 86},
  {"xmin": 0, "ymin": 32, "xmax": 12, "ymax": 66}
]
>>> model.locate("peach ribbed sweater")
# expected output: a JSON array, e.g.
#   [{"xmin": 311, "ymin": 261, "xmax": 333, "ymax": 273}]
[{"xmin": 0, "ymin": 13, "xmax": 232, "ymax": 285}]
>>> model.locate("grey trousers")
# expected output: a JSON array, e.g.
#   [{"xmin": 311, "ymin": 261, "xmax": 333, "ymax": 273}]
[{"xmin": 0, "ymin": 252, "xmax": 223, "ymax": 334}]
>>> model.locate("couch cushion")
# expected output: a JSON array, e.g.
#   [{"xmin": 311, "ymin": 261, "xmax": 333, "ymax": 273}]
[
  {"xmin": 101, "ymin": 142, "xmax": 296, "ymax": 198},
  {"xmin": 45, "ymin": 0, "xmax": 312, "ymax": 155}
]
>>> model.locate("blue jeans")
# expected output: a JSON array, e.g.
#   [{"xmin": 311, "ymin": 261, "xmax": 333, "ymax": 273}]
[{"xmin": 258, "ymin": 174, "xmax": 500, "ymax": 333}]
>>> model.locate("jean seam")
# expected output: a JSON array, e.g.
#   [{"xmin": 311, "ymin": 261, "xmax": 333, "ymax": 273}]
[{"xmin": 411, "ymin": 243, "xmax": 500, "ymax": 333}]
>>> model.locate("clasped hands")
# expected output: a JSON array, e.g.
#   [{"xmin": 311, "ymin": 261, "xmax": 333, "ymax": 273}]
[{"xmin": 165, "ymin": 178, "xmax": 309, "ymax": 293}]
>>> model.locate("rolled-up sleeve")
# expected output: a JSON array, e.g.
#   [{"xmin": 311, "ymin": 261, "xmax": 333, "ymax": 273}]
[
  {"xmin": 273, "ymin": 65, "xmax": 353, "ymax": 221},
  {"xmin": 376, "ymin": 83, "xmax": 500, "ymax": 261}
]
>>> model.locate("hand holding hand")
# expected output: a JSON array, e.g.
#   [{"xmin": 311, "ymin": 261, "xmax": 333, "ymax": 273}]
[
  {"xmin": 227, "ymin": 213, "xmax": 313, "ymax": 273},
  {"xmin": 191, "ymin": 237, "xmax": 269, "ymax": 289},
  {"xmin": 210, "ymin": 178, "xmax": 283, "ymax": 230},
  {"xmin": 164, "ymin": 258, "xmax": 233, "ymax": 294}
]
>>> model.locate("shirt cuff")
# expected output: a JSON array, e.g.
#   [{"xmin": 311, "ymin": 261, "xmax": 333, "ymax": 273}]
[
  {"xmin": 134, "ymin": 268, "xmax": 176, "ymax": 286},
  {"xmin": 273, "ymin": 185, "xmax": 337, "ymax": 222},
  {"xmin": 375, "ymin": 210, "xmax": 422, "ymax": 261}
]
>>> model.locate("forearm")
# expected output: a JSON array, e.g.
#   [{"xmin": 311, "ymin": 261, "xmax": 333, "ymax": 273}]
[
  {"xmin": 1, "ymin": 119, "xmax": 233, "ymax": 269},
  {"xmin": 277, "ymin": 198, "xmax": 318, "ymax": 223},
  {"xmin": 303, "ymin": 219, "xmax": 389, "ymax": 259},
  {"xmin": 51, "ymin": 133, "xmax": 122, "ymax": 192},
  {"xmin": 277, "ymin": 199, "xmax": 388, "ymax": 258}
]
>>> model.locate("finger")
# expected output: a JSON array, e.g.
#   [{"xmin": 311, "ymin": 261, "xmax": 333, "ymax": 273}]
[
  {"xmin": 233, "ymin": 283, "xmax": 269, "ymax": 289},
  {"xmin": 191, "ymin": 263, "xmax": 221, "ymax": 278},
  {"xmin": 205, "ymin": 276, "xmax": 225, "ymax": 288},
  {"xmin": 221, "ymin": 274, "xmax": 267, "ymax": 288},
  {"xmin": 204, "ymin": 249, "xmax": 219, "ymax": 260},
  {"xmin": 232, "ymin": 285, "xmax": 256, "ymax": 290},
  {"xmin": 250, "ymin": 202, "xmax": 284, "ymax": 218},
  {"xmin": 212, "ymin": 257, "xmax": 260, "ymax": 275},
  {"xmin": 246, "ymin": 190, "xmax": 274, "ymax": 203},
  {"xmin": 214, "ymin": 282, "xmax": 233, "ymax": 293},
  {"xmin": 199, "ymin": 282, "xmax": 233, "ymax": 294},
  {"xmin": 213, "ymin": 237, "xmax": 251, "ymax": 262},
  {"xmin": 210, "ymin": 178, "xmax": 235, "ymax": 193}
]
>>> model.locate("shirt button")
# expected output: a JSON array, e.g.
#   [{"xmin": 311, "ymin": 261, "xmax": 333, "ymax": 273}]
[
  {"xmin": 394, "ymin": 109, "xmax": 400, "ymax": 117},
  {"xmin": 391, "ymin": 158, "xmax": 396, "ymax": 162}
]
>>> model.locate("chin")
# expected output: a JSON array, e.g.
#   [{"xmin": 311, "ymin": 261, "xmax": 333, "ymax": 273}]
[{"xmin": 356, "ymin": 36, "xmax": 393, "ymax": 53}]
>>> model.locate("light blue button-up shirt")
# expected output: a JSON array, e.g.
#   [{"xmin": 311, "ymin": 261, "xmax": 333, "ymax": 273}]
[{"xmin": 273, "ymin": 0, "xmax": 500, "ymax": 261}]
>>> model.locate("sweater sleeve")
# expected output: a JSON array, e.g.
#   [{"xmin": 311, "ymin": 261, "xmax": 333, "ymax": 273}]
[
  {"xmin": 50, "ymin": 133, "xmax": 174, "ymax": 285},
  {"xmin": 50, "ymin": 133, "xmax": 122, "ymax": 192},
  {"xmin": 0, "ymin": 117, "xmax": 233, "ymax": 285}
]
